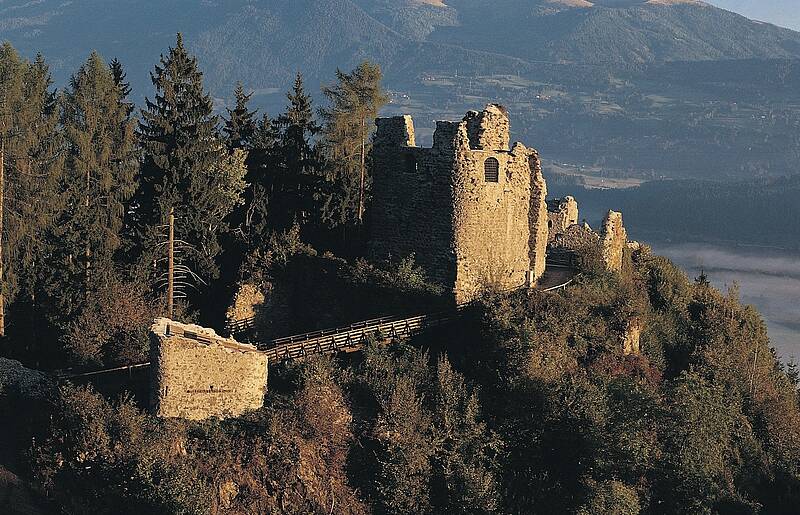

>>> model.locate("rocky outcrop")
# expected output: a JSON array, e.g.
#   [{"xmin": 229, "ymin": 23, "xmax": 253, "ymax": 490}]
[
  {"xmin": 150, "ymin": 318, "xmax": 268, "ymax": 421},
  {"xmin": 622, "ymin": 320, "xmax": 641, "ymax": 356},
  {"xmin": 600, "ymin": 210, "xmax": 628, "ymax": 272}
]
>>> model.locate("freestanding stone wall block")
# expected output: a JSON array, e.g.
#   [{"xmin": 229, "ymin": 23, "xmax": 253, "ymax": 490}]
[{"xmin": 150, "ymin": 318, "xmax": 268, "ymax": 421}]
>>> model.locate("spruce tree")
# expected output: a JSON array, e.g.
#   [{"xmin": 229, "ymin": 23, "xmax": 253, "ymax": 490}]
[
  {"xmin": 223, "ymin": 82, "xmax": 257, "ymax": 151},
  {"xmin": 109, "ymin": 57, "xmax": 133, "ymax": 115},
  {"xmin": 136, "ymin": 34, "xmax": 245, "ymax": 283},
  {"xmin": 320, "ymin": 61, "xmax": 388, "ymax": 227},
  {"xmin": 240, "ymin": 112, "xmax": 279, "ymax": 248},
  {"xmin": 0, "ymin": 45, "xmax": 64, "ymax": 358},
  {"xmin": 270, "ymin": 73, "xmax": 322, "ymax": 232},
  {"xmin": 54, "ymin": 51, "xmax": 138, "ymax": 306}
]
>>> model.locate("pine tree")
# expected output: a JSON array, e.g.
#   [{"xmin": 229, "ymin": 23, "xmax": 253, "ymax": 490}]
[
  {"xmin": 136, "ymin": 34, "xmax": 245, "ymax": 283},
  {"xmin": 320, "ymin": 61, "xmax": 388, "ymax": 227},
  {"xmin": 223, "ymin": 82, "xmax": 257, "ymax": 151},
  {"xmin": 269, "ymin": 73, "xmax": 322, "ymax": 233},
  {"xmin": 54, "ymin": 51, "xmax": 138, "ymax": 307}
]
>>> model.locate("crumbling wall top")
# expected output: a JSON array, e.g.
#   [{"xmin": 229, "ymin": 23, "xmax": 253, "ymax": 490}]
[
  {"xmin": 463, "ymin": 103, "xmax": 510, "ymax": 151},
  {"xmin": 375, "ymin": 115, "xmax": 416, "ymax": 147}
]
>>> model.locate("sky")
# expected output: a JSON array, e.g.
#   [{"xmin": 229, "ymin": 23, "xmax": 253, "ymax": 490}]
[{"xmin": 708, "ymin": 0, "xmax": 800, "ymax": 31}]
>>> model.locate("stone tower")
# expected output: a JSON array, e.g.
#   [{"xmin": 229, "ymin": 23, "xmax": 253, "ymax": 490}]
[{"xmin": 370, "ymin": 104, "xmax": 549, "ymax": 304}]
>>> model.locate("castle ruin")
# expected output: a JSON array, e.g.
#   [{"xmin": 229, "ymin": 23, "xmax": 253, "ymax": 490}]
[
  {"xmin": 150, "ymin": 319, "xmax": 268, "ymax": 420},
  {"xmin": 547, "ymin": 196, "xmax": 579, "ymax": 239},
  {"xmin": 600, "ymin": 210, "xmax": 628, "ymax": 272},
  {"xmin": 370, "ymin": 104, "xmax": 549, "ymax": 304}
]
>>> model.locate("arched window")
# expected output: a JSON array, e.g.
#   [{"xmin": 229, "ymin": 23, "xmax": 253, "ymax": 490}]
[{"xmin": 484, "ymin": 157, "xmax": 500, "ymax": 182}]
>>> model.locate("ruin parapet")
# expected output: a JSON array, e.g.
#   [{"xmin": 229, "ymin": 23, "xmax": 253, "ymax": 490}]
[{"xmin": 547, "ymin": 196, "xmax": 579, "ymax": 240}]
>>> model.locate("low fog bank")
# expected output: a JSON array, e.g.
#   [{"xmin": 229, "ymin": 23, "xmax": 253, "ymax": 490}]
[{"xmin": 650, "ymin": 242, "xmax": 800, "ymax": 362}]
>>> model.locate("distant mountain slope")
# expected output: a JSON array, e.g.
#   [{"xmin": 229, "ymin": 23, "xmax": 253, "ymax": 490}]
[
  {"xmin": 2, "ymin": 0, "xmax": 800, "ymax": 99},
  {"xmin": 4, "ymin": 0, "xmax": 800, "ymax": 180},
  {"xmin": 425, "ymin": 0, "xmax": 800, "ymax": 64}
]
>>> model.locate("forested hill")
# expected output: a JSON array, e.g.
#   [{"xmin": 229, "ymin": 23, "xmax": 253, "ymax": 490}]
[{"xmin": 2, "ymin": 0, "xmax": 800, "ymax": 99}]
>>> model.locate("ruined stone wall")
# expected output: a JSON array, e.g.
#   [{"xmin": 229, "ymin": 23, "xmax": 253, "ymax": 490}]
[
  {"xmin": 451, "ymin": 135, "xmax": 542, "ymax": 302},
  {"xmin": 463, "ymin": 104, "xmax": 510, "ymax": 151},
  {"xmin": 150, "ymin": 319, "xmax": 268, "ymax": 421},
  {"xmin": 371, "ymin": 105, "xmax": 549, "ymax": 303},
  {"xmin": 547, "ymin": 196, "xmax": 579, "ymax": 240},
  {"xmin": 600, "ymin": 210, "xmax": 628, "ymax": 272},
  {"xmin": 528, "ymin": 152, "xmax": 549, "ymax": 284},
  {"xmin": 370, "ymin": 116, "xmax": 458, "ymax": 292}
]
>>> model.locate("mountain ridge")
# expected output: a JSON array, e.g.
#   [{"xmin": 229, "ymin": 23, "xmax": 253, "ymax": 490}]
[{"xmin": 2, "ymin": 0, "xmax": 800, "ymax": 98}]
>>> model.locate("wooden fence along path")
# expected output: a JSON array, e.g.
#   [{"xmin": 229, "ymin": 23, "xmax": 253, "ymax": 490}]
[
  {"xmin": 60, "ymin": 266, "xmax": 574, "ymax": 378},
  {"xmin": 233, "ymin": 268, "xmax": 575, "ymax": 362},
  {"xmin": 257, "ymin": 308, "xmax": 467, "ymax": 361}
]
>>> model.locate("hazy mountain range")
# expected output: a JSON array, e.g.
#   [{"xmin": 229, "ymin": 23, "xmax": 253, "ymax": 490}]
[
  {"xmin": 2, "ymin": 0, "xmax": 800, "ymax": 180},
  {"xmin": 2, "ymin": 0, "xmax": 799, "ymax": 95}
]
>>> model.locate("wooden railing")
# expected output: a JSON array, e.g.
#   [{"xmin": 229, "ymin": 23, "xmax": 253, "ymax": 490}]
[{"xmin": 259, "ymin": 307, "xmax": 466, "ymax": 361}]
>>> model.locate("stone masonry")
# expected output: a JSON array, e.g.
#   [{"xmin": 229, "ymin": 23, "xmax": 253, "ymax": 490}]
[
  {"xmin": 371, "ymin": 105, "xmax": 549, "ymax": 304},
  {"xmin": 547, "ymin": 196, "xmax": 579, "ymax": 241},
  {"xmin": 600, "ymin": 210, "xmax": 628, "ymax": 272},
  {"xmin": 150, "ymin": 318, "xmax": 268, "ymax": 421}
]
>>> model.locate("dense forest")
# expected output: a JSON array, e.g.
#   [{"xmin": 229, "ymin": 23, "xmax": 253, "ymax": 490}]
[{"xmin": 1, "ymin": 36, "xmax": 800, "ymax": 515}]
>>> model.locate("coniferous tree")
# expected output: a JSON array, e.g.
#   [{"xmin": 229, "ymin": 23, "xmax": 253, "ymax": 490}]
[
  {"xmin": 270, "ymin": 73, "xmax": 322, "ymax": 232},
  {"xmin": 136, "ymin": 34, "xmax": 246, "ymax": 283},
  {"xmin": 240, "ymin": 112, "xmax": 279, "ymax": 249},
  {"xmin": 45, "ymin": 52, "xmax": 139, "ymax": 322},
  {"xmin": 320, "ymin": 61, "xmax": 388, "ymax": 228},
  {"xmin": 223, "ymin": 82, "xmax": 257, "ymax": 152},
  {"xmin": 109, "ymin": 57, "xmax": 133, "ymax": 115},
  {"xmin": 0, "ymin": 45, "xmax": 64, "ymax": 359}
]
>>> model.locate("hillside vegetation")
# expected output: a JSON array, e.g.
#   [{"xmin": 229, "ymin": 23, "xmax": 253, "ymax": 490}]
[{"xmin": 3, "ymin": 243, "xmax": 800, "ymax": 514}]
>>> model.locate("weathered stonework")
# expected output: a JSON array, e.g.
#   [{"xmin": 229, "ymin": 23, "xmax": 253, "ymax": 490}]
[
  {"xmin": 370, "ymin": 105, "xmax": 549, "ymax": 304},
  {"xmin": 548, "ymin": 223, "xmax": 599, "ymax": 264},
  {"xmin": 226, "ymin": 283, "xmax": 265, "ymax": 329},
  {"xmin": 600, "ymin": 210, "xmax": 628, "ymax": 272},
  {"xmin": 547, "ymin": 196, "xmax": 579, "ymax": 241},
  {"xmin": 150, "ymin": 318, "xmax": 268, "ymax": 421}
]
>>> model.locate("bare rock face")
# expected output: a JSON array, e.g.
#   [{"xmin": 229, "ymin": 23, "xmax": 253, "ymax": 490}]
[
  {"xmin": 600, "ymin": 210, "xmax": 628, "ymax": 272},
  {"xmin": 371, "ymin": 104, "xmax": 549, "ymax": 303},
  {"xmin": 150, "ymin": 318, "xmax": 268, "ymax": 421},
  {"xmin": 622, "ymin": 320, "xmax": 641, "ymax": 356},
  {"xmin": 226, "ymin": 283, "xmax": 265, "ymax": 329},
  {"xmin": 226, "ymin": 280, "xmax": 292, "ymax": 341},
  {"xmin": 547, "ymin": 195, "xmax": 579, "ymax": 241}
]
